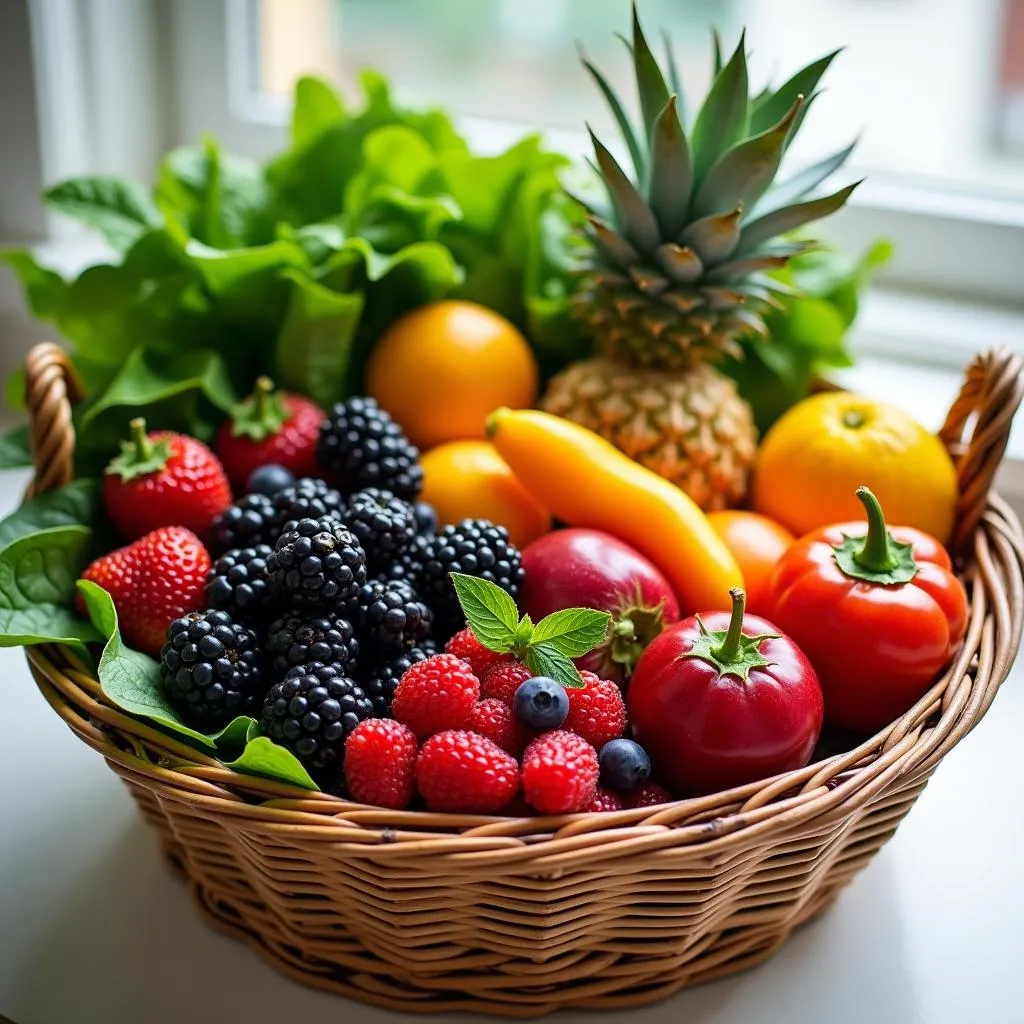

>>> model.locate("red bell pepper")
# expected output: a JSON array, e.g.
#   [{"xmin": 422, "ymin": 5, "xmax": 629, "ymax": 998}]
[
  {"xmin": 767, "ymin": 487, "xmax": 968, "ymax": 733},
  {"xmin": 628, "ymin": 588, "xmax": 824, "ymax": 797}
]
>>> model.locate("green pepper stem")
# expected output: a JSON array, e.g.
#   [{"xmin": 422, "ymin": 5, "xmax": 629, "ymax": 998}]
[
  {"xmin": 852, "ymin": 486, "xmax": 897, "ymax": 573},
  {"xmin": 128, "ymin": 418, "xmax": 151, "ymax": 460},
  {"xmin": 712, "ymin": 588, "xmax": 746, "ymax": 663},
  {"xmin": 253, "ymin": 377, "xmax": 275, "ymax": 421}
]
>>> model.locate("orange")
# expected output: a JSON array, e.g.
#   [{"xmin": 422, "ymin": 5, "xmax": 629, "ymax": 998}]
[
  {"xmin": 753, "ymin": 392, "xmax": 958, "ymax": 543},
  {"xmin": 707, "ymin": 511, "xmax": 796, "ymax": 618},
  {"xmin": 420, "ymin": 440, "xmax": 551, "ymax": 549},
  {"xmin": 367, "ymin": 300, "xmax": 539, "ymax": 450}
]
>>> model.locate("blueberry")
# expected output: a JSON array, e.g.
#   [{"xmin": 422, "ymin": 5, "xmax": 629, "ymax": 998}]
[
  {"xmin": 599, "ymin": 739, "xmax": 651, "ymax": 793},
  {"xmin": 513, "ymin": 676, "xmax": 569, "ymax": 730},
  {"xmin": 247, "ymin": 464, "xmax": 295, "ymax": 497},
  {"xmin": 413, "ymin": 501, "xmax": 438, "ymax": 536}
]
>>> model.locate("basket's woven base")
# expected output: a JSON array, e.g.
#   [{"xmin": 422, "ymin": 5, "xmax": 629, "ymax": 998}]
[{"xmin": 116, "ymin": 767, "xmax": 933, "ymax": 1015}]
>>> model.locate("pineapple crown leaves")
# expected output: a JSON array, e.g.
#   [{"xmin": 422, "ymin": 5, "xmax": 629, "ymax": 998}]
[
  {"xmin": 450, "ymin": 573, "xmax": 611, "ymax": 690},
  {"xmin": 576, "ymin": 1, "xmax": 860, "ymax": 286}
]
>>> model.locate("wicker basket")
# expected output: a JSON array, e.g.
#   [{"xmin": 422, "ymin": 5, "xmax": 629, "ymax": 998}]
[{"xmin": 21, "ymin": 341, "xmax": 1024, "ymax": 1016}]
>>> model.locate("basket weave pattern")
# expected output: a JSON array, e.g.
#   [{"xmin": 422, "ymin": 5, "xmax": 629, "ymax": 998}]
[{"xmin": 22, "ymin": 343, "xmax": 1024, "ymax": 1015}]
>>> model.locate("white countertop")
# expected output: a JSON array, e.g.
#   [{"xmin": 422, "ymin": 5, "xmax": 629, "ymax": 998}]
[{"xmin": 0, "ymin": 467, "xmax": 1022, "ymax": 1024}]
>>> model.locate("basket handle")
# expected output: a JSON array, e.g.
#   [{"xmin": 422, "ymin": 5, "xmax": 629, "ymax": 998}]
[
  {"xmin": 24, "ymin": 342, "xmax": 81, "ymax": 499},
  {"xmin": 940, "ymin": 347, "xmax": 1024, "ymax": 556}
]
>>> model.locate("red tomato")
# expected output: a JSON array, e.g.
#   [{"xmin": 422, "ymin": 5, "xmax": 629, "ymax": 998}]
[
  {"xmin": 767, "ymin": 487, "xmax": 968, "ymax": 733},
  {"xmin": 628, "ymin": 589, "xmax": 824, "ymax": 797}
]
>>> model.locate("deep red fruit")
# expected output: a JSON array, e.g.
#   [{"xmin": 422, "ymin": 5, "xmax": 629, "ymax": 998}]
[
  {"xmin": 445, "ymin": 627, "xmax": 512, "ymax": 680},
  {"xmin": 624, "ymin": 782, "xmax": 673, "ymax": 809},
  {"xmin": 629, "ymin": 589, "xmax": 824, "ymax": 798},
  {"xmin": 519, "ymin": 529, "xmax": 680, "ymax": 685},
  {"xmin": 564, "ymin": 672, "xmax": 627, "ymax": 750},
  {"xmin": 469, "ymin": 698, "xmax": 529, "ymax": 756},
  {"xmin": 415, "ymin": 731, "xmax": 520, "ymax": 813},
  {"xmin": 216, "ymin": 377, "xmax": 324, "ymax": 490},
  {"xmin": 521, "ymin": 731, "xmax": 599, "ymax": 815},
  {"xmin": 344, "ymin": 719, "xmax": 418, "ymax": 809},
  {"xmin": 480, "ymin": 661, "xmax": 532, "ymax": 706},
  {"xmin": 587, "ymin": 786, "xmax": 625, "ymax": 812},
  {"xmin": 103, "ymin": 419, "xmax": 231, "ymax": 541},
  {"xmin": 392, "ymin": 654, "xmax": 480, "ymax": 738},
  {"xmin": 76, "ymin": 526, "xmax": 211, "ymax": 655}
]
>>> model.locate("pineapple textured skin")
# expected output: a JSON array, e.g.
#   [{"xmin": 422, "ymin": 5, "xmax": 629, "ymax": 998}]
[{"xmin": 541, "ymin": 359, "xmax": 757, "ymax": 511}]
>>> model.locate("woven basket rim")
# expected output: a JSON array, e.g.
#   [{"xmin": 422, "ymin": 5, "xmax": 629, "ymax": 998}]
[{"xmin": 20, "ymin": 343, "xmax": 1024, "ymax": 848}]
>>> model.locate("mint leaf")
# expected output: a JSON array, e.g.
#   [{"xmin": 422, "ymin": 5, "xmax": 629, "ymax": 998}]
[
  {"xmin": 450, "ymin": 573, "xmax": 518, "ymax": 652},
  {"xmin": 225, "ymin": 736, "xmax": 319, "ymax": 790},
  {"xmin": 0, "ymin": 479, "xmax": 100, "ymax": 550},
  {"xmin": 531, "ymin": 608, "xmax": 612, "ymax": 658},
  {"xmin": 524, "ymin": 641, "xmax": 584, "ymax": 690}
]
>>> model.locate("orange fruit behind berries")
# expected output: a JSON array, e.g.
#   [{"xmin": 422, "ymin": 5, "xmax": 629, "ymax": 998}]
[
  {"xmin": 706, "ymin": 511, "xmax": 795, "ymax": 617},
  {"xmin": 366, "ymin": 300, "xmax": 538, "ymax": 450},
  {"xmin": 420, "ymin": 440, "xmax": 551, "ymax": 549},
  {"xmin": 753, "ymin": 392, "xmax": 958, "ymax": 544}
]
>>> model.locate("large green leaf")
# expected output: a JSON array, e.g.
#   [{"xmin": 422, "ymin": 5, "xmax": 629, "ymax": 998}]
[
  {"xmin": 156, "ymin": 141, "xmax": 270, "ymax": 248},
  {"xmin": 0, "ymin": 425, "xmax": 32, "ymax": 469},
  {"xmin": 0, "ymin": 479, "xmax": 100, "ymax": 550},
  {"xmin": 45, "ymin": 176, "xmax": 161, "ymax": 252},
  {"xmin": 0, "ymin": 526, "xmax": 100, "ymax": 650},
  {"xmin": 291, "ymin": 75, "xmax": 345, "ymax": 148},
  {"xmin": 0, "ymin": 250, "xmax": 67, "ymax": 318},
  {"xmin": 274, "ymin": 271, "xmax": 365, "ymax": 406},
  {"xmin": 749, "ymin": 50, "xmax": 840, "ymax": 136}
]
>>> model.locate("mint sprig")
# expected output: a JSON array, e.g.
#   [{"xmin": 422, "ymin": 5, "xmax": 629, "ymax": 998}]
[{"xmin": 450, "ymin": 573, "xmax": 610, "ymax": 689}]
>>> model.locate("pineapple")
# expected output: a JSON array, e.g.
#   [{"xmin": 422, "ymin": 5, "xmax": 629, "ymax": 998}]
[{"xmin": 542, "ymin": 3, "xmax": 859, "ymax": 508}]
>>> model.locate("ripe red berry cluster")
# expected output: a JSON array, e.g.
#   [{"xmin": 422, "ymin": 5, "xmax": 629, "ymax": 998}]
[{"xmin": 341, "ymin": 645, "xmax": 662, "ymax": 816}]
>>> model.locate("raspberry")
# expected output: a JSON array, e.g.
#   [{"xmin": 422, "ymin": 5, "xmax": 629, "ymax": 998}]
[
  {"xmin": 415, "ymin": 731, "xmax": 519, "ymax": 813},
  {"xmin": 444, "ymin": 627, "xmax": 511, "ymax": 680},
  {"xmin": 469, "ymin": 698, "xmax": 529, "ymax": 756},
  {"xmin": 564, "ymin": 674, "xmax": 627, "ymax": 749},
  {"xmin": 624, "ymin": 781, "xmax": 673, "ymax": 808},
  {"xmin": 522, "ymin": 731, "xmax": 599, "ymax": 815},
  {"xmin": 480, "ymin": 661, "xmax": 532, "ymax": 706},
  {"xmin": 344, "ymin": 719, "xmax": 418, "ymax": 809},
  {"xmin": 587, "ymin": 786, "xmax": 625, "ymax": 813},
  {"xmin": 391, "ymin": 653, "xmax": 480, "ymax": 738}
]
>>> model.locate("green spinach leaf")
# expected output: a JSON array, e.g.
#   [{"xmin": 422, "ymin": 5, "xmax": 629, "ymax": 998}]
[
  {"xmin": 45, "ymin": 176, "xmax": 161, "ymax": 252},
  {"xmin": 224, "ymin": 735, "xmax": 319, "ymax": 791},
  {"xmin": 0, "ymin": 479, "xmax": 100, "ymax": 549},
  {"xmin": 0, "ymin": 425, "xmax": 32, "ymax": 469}
]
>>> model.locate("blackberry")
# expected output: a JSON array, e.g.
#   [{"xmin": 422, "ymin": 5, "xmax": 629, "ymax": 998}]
[
  {"xmin": 355, "ymin": 578, "xmax": 432, "ymax": 652},
  {"xmin": 211, "ymin": 493, "xmax": 278, "ymax": 553},
  {"xmin": 160, "ymin": 610, "xmax": 263, "ymax": 729},
  {"xmin": 259, "ymin": 671, "xmax": 373, "ymax": 775},
  {"xmin": 266, "ymin": 613, "xmax": 359, "ymax": 676},
  {"xmin": 268, "ymin": 517, "xmax": 367, "ymax": 612},
  {"xmin": 317, "ymin": 396, "xmax": 423, "ymax": 500},
  {"xmin": 271, "ymin": 477, "xmax": 346, "ymax": 533},
  {"xmin": 420, "ymin": 519, "xmax": 525, "ymax": 633},
  {"xmin": 205, "ymin": 545, "xmax": 274, "ymax": 624},
  {"xmin": 345, "ymin": 488, "xmax": 416, "ymax": 573},
  {"xmin": 383, "ymin": 532, "xmax": 430, "ymax": 586},
  {"xmin": 355, "ymin": 641, "xmax": 438, "ymax": 717},
  {"xmin": 413, "ymin": 501, "xmax": 438, "ymax": 536}
]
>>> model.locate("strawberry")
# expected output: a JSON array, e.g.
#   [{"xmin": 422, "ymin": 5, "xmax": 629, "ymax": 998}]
[
  {"xmin": 103, "ymin": 419, "xmax": 231, "ymax": 541},
  {"xmin": 216, "ymin": 377, "xmax": 324, "ymax": 491},
  {"xmin": 77, "ymin": 526, "xmax": 211, "ymax": 656}
]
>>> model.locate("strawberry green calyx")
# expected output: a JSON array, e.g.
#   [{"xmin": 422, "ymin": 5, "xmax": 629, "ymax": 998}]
[
  {"xmin": 105, "ymin": 418, "xmax": 173, "ymax": 481},
  {"xmin": 230, "ymin": 377, "xmax": 288, "ymax": 441},
  {"xmin": 683, "ymin": 588, "xmax": 778, "ymax": 683},
  {"xmin": 832, "ymin": 486, "xmax": 919, "ymax": 585}
]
